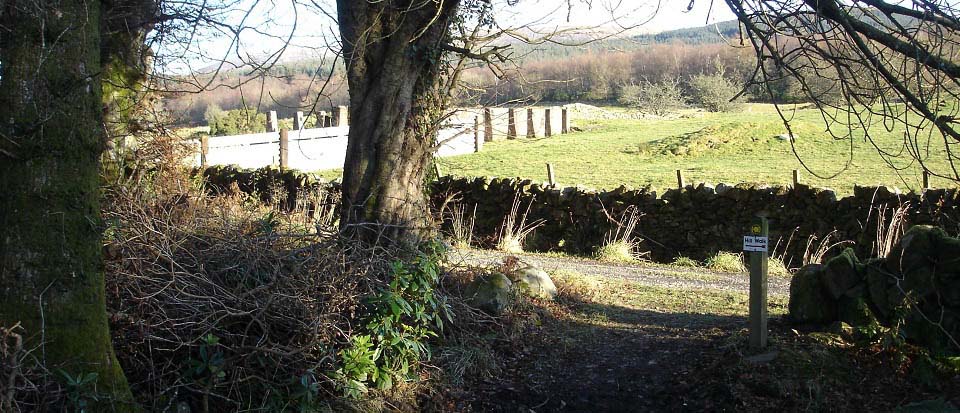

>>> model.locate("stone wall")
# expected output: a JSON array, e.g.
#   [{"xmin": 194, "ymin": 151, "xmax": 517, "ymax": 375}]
[
  {"xmin": 429, "ymin": 176, "xmax": 960, "ymax": 265},
  {"xmin": 197, "ymin": 166, "xmax": 960, "ymax": 266}
]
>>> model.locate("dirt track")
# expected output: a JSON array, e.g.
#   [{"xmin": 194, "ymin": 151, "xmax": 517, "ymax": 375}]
[{"xmin": 448, "ymin": 248, "xmax": 790, "ymax": 296}]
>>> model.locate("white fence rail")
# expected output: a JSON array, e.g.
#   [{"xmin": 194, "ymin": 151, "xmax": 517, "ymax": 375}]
[{"xmin": 194, "ymin": 106, "xmax": 570, "ymax": 172}]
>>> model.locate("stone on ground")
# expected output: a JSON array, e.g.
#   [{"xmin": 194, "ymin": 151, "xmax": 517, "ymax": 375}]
[
  {"xmin": 467, "ymin": 272, "xmax": 515, "ymax": 315},
  {"xmin": 508, "ymin": 264, "xmax": 558, "ymax": 300}
]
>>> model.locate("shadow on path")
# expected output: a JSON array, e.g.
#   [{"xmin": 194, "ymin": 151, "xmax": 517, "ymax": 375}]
[{"xmin": 468, "ymin": 296, "xmax": 753, "ymax": 412}]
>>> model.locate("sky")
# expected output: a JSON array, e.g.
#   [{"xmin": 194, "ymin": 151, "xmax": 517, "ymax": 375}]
[{"xmin": 158, "ymin": 0, "xmax": 738, "ymax": 75}]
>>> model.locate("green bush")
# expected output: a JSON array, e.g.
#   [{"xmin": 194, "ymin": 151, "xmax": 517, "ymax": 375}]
[
  {"xmin": 333, "ymin": 242, "xmax": 452, "ymax": 398},
  {"xmin": 688, "ymin": 73, "xmax": 745, "ymax": 112},
  {"xmin": 618, "ymin": 80, "xmax": 685, "ymax": 116},
  {"xmin": 205, "ymin": 106, "xmax": 267, "ymax": 136}
]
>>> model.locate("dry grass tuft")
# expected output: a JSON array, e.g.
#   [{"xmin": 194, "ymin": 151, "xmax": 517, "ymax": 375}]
[
  {"xmin": 595, "ymin": 205, "xmax": 646, "ymax": 263},
  {"xmin": 497, "ymin": 193, "xmax": 544, "ymax": 254},
  {"xmin": 802, "ymin": 230, "xmax": 854, "ymax": 266},
  {"xmin": 705, "ymin": 251, "xmax": 746, "ymax": 273}
]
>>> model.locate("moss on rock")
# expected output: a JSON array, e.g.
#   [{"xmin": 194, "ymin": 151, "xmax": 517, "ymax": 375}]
[{"xmin": 789, "ymin": 264, "xmax": 837, "ymax": 324}]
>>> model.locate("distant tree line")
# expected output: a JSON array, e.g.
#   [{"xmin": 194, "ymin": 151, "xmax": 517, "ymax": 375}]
[
  {"xmin": 464, "ymin": 38, "xmax": 845, "ymax": 110},
  {"xmin": 171, "ymin": 24, "xmax": 844, "ymax": 129}
]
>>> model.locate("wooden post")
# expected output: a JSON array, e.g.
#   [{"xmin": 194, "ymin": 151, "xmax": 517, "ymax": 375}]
[
  {"xmin": 200, "ymin": 135, "xmax": 209, "ymax": 169},
  {"xmin": 279, "ymin": 129, "xmax": 289, "ymax": 170},
  {"xmin": 483, "ymin": 108, "xmax": 494, "ymax": 142},
  {"xmin": 294, "ymin": 111, "xmax": 306, "ymax": 130},
  {"xmin": 526, "ymin": 108, "xmax": 536, "ymax": 138},
  {"xmin": 546, "ymin": 163, "xmax": 556, "ymax": 186},
  {"xmin": 434, "ymin": 163, "xmax": 442, "ymax": 180},
  {"xmin": 332, "ymin": 106, "xmax": 348, "ymax": 127},
  {"xmin": 507, "ymin": 108, "xmax": 517, "ymax": 139},
  {"xmin": 676, "ymin": 169, "xmax": 685, "ymax": 189},
  {"xmin": 267, "ymin": 110, "xmax": 279, "ymax": 132},
  {"xmin": 473, "ymin": 116, "xmax": 483, "ymax": 152},
  {"xmin": 792, "ymin": 169, "xmax": 800, "ymax": 187},
  {"xmin": 748, "ymin": 215, "xmax": 769, "ymax": 350},
  {"xmin": 561, "ymin": 108, "xmax": 569, "ymax": 134},
  {"xmin": 544, "ymin": 108, "xmax": 553, "ymax": 137},
  {"xmin": 922, "ymin": 170, "xmax": 930, "ymax": 190}
]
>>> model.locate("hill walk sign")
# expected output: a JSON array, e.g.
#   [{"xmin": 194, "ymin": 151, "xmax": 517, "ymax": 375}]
[{"xmin": 745, "ymin": 216, "xmax": 769, "ymax": 350}]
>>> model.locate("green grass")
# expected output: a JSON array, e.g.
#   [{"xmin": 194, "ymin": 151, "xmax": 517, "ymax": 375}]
[{"xmin": 432, "ymin": 104, "xmax": 957, "ymax": 194}]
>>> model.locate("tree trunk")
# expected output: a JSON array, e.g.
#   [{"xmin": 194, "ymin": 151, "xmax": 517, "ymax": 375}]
[
  {"xmin": 0, "ymin": 0, "xmax": 135, "ymax": 409},
  {"xmin": 337, "ymin": 0, "xmax": 461, "ymax": 245}
]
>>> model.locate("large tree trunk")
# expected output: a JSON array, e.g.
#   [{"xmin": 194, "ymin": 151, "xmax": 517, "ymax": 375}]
[
  {"xmin": 337, "ymin": 0, "xmax": 461, "ymax": 245},
  {"xmin": 0, "ymin": 0, "xmax": 135, "ymax": 409}
]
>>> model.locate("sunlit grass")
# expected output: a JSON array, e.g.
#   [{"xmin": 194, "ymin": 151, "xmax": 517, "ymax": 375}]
[{"xmin": 430, "ymin": 103, "xmax": 956, "ymax": 194}]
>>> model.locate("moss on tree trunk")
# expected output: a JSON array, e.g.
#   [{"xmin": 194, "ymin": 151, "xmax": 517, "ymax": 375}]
[
  {"xmin": 337, "ymin": 0, "xmax": 461, "ymax": 246},
  {"xmin": 0, "ymin": 0, "xmax": 135, "ymax": 409}
]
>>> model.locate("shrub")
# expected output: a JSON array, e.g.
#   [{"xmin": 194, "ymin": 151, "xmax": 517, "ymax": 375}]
[
  {"xmin": 618, "ymin": 80, "xmax": 685, "ymax": 116},
  {"xmin": 688, "ymin": 73, "xmax": 745, "ymax": 112},
  {"xmin": 206, "ymin": 107, "xmax": 267, "ymax": 136},
  {"xmin": 334, "ymin": 242, "xmax": 452, "ymax": 397}
]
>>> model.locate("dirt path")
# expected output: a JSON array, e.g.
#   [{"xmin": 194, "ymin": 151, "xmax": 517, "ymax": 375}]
[
  {"xmin": 448, "ymin": 248, "xmax": 790, "ymax": 296},
  {"xmin": 442, "ymin": 248, "xmax": 791, "ymax": 412}
]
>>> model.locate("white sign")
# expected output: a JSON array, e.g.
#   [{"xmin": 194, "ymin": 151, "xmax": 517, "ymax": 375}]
[{"xmin": 743, "ymin": 236, "xmax": 768, "ymax": 252}]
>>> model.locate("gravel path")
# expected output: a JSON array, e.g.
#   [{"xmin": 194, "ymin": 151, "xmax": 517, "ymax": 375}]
[{"xmin": 447, "ymin": 248, "xmax": 790, "ymax": 296}]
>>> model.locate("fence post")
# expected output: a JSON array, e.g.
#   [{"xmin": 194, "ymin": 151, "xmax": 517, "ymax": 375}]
[
  {"xmin": 544, "ymin": 107, "xmax": 554, "ymax": 137},
  {"xmin": 267, "ymin": 110, "xmax": 279, "ymax": 132},
  {"xmin": 747, "ymin": 215, "xmax": 770, "ymax": 350},
  {"xmin": 200, "ymin": 136, "xmax": 209, "ymax": 169},
  {"xmin": 507, "ymin": 108, "xmax": 517, "ymax": 139},
  {"xmin": 561, "ymin": 107, "xmax": 569, "ymax": 134},
  {"xmin": 294, "ymin": 111, "xmax": 306, "ymax": 130},
  {"xmin": 526, "ymin": 108, "xmax": 536, "ymax": 138},
  {"xmin": 546, "ymin": 163, "xmax": 556, "ymax": 186},
  {"xmin": 792, "ymin": 169, "xmax": 800, "ymax": 187},
  {"xmin": 676, "ymin": 169, "xmax": 685, "ymax": 189},
  {"xmin": 279, "ymin": 129, "xmax": 289, "ymax": 170},
  {"xmin": 473, "ymin": 116, "xmax": 483, "ymax": 152},
  {"xmin": 332, "ymin": 106, "xmax": 349, "ymax": 127},
  {"xmin": 483, "ymin": 108, "xmax": 494, "ymax": 142},
  {"xmin": 922, "ymin": 170, "xmax": 930, "ymax": 190}
]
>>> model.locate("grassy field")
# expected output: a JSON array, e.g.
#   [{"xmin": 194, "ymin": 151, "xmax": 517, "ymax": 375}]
[{"xmin": 431, "ymin": 104, "xmax": 957, "ymax": 194}]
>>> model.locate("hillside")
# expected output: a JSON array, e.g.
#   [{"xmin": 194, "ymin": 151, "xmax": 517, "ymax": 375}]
[{"xmin": 163, "ymin": 20, "xmax": 747, "ymax": 125}]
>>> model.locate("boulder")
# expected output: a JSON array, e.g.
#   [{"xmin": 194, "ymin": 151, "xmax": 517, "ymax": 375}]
[
  {"xmin": 466, "ymin": 273, "xmax": 515, "ymax": 315},
  {"xmin": 820, "ymin": 248, "xmax": 863, "ymax": 299},
  {"xmin": 789, "ymin": 264, "xmax": 837, "ymax": 324},
  {"xmin": 507, "ymin": 264, "xmax": 558, "ymax": 300},
  {"xmin": 837, "ymin": 296, "xmax": 878, "ymax": 329},
  {"xmin": 865, "ymin": 261, "xmax": 896, "ymax": 322}
]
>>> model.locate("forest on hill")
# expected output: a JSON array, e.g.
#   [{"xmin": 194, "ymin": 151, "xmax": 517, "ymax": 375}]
[{"xmin": 162, "ymin": 20, "xmax": 790, "ymax": 126}]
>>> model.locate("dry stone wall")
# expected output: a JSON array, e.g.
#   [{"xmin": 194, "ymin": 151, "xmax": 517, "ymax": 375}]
[
  {"xmin": 197, "ymin": 166, "xmax": 960, "ymax": 266},
  {"xmin": 430, "ymin": 176, "xmax": 960, "ymax": 265}
]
